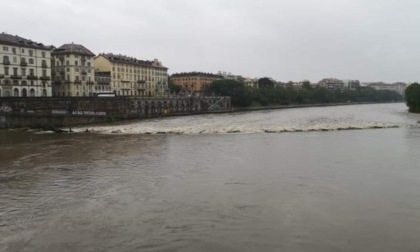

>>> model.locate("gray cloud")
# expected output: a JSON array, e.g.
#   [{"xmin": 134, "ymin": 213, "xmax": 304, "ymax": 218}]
[{"xmin": 2, "ymin": 0, "xmax": 419, "ymax": 83}]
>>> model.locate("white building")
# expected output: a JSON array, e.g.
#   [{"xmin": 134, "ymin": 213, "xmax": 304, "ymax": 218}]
[
  {"xmin": 365, "ymin": 82, "xmax": 408, "ymax": 96},
  {"xmin": 51, "ymin": 43, "xmax": 96, "ymax": 97},
  {"xmin": 0, "ymin": 32, "xmax": 53, "ymax": 97}
]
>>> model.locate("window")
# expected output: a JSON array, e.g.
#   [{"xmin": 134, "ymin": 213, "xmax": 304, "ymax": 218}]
[
  {"xmin": 42, "ymin": 70, "xmax": 46, "ymax": 77},
  {"xmin": 22, "ymin": 49, "xmax": 25, "ymax": 53},
  {"xmin": 12, "ymin": 48, "xmax": 16, "ymax": 54},
  {"xmin": 87, "ymin": 62, "xmax": 91, "ymax": 67},
  {"xmin": 29, "ymin": 69, "xmax": 34, "ymax": 76},
  {"xmin": 41, "ymin": 52, "xmax": 46, "ymax": 58},
  {"xmin": 75, "ymin": 61, "xmax": 78, "ymax": 66},
  {"xmin": 21, "ymin": 68, "xmax": 26, "ymax": 76},
  {"xmin": 3, "ymin": 56, "xmax": 9, "ymax": 64},
  {"xmin": 66, "ymin": 60, "xmax": 69, "ymax": 66},
  {"xmin": 29, "ymin": 50, "xmax": 33, "ymax": 56},
  {"xmin": 4, "ymin": 67, "xmax": 9, "ymax": 75},
  {"xmin": 13, "ymin": 68, "xmax": 18, "ymax": 76},
  {"xmin": 75, "ymin": 68, "xmax": 79, "ymax": 72},
  {"xmin": 29, "ymin": 58, "xmax": 34, "ymax": 64},
  {"xmin": 3, "ymin": 46, "xmax": 8, "ymax": 52},
  {"xmin": 13, "ymin": 57, "xmax": 17, "ymax": 63}
]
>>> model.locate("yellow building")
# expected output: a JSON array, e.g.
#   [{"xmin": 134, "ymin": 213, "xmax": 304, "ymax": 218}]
[
  {"xmin": 170, "ymin": 72, "xmax": 222, "ymax": 94},
  {"xmin": 51, "ymin": 43, "xmax": 96, "ymax": 96},
  {"xmin": 94, "ymin": 53, "xmax": 168, "ymax": 97},
  {"xmin": 0, "ymin": 32, "xmax": 53, "ymax": 97}
]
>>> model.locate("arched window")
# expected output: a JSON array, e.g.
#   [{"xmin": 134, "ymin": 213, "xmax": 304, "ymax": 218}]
[
  {"xmin": 22, "ymin": 88, "xmax": 27, "ymax": 97},
  {"xmin": 14, "ymin": 88, "xmax": 19, "ymax": 97},
  {"xmin": 42, "ymin": 89, "xmax": 47, "ymax": 97},
  {"xmin": 30, "ymin": 89, "xmax": 35, "ymax": 97},
  {"xmin": 29, "ymin": 58, "xmax": 34, "ymax": 64}
]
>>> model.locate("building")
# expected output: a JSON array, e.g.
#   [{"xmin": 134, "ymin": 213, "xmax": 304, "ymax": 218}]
[
  {"xmin": 94, "ymin": 53, "xmax": 169, "ymax": 97},
  {"xmin": 365, "ymin": 82, "xmax": 408, "ymax": 96},
  {"xmin": 243, "ymin": 78, "xmax": 259, "ymax": 88},
  {"xmin": 51, "ymin": 43, "xmax": 96, "ymax": 96},
  {"xmin": 318, "ymin": 78, "xmax": 344, "ymax": 90},
  {"xmin": 0, "ymin": 32, "xmax": 53, "ymax": 97},
  {"xmin": 170, "ymin": 72, "xmax": 222, "ymax": 94},
  {"xmin": 342, "ymin": 79, "xmax": 360, "ymax": 90}
]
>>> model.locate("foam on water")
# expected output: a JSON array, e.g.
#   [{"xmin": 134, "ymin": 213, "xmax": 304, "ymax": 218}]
[{"xmin": 71, "ymin": 104, "xmax": 417, "ymax": 135}]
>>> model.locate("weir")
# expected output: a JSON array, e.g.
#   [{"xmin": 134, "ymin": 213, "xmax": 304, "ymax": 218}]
[{"xmin": 0, "ymin": 96, "xmax": 231, "ymax": 129}]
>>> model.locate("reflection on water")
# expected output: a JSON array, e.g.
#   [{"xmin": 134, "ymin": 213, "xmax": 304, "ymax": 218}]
[{"xmin": 1, "ymin": 103, "xmax": 420, "ymax": 252}]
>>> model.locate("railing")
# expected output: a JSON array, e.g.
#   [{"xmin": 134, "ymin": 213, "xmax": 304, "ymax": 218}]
[
  {"xmin": 53, "ymin": 80, "xmax": 62, "ymax": 85},
  {"xmin": 3, "ymin": 61, "xmax": 10, "ymax": 65},
  {"xmin": 39, "ymin": 76, "xmax": 51, "ymax": 81},
  {"xmin": 20, "ymin": 62, "xmax": 28, "ymax": 66},
  {"xmin": 27, "ymin": 75, "xmax": 38, "ymax": 80},
  {"xmin": 42, "ymin": 63, "xmax": 48, "ymax": 68},
  {"xmin": 87, "ymin": 81, "xmax": 95, "ymax": 85},
  {"xmin": 11, "ymin": 75, "xmax": 22, "ymax": 79},
  {"xmin": 74, "ymin": 80, "xmax": 82, "ymax": 84}
]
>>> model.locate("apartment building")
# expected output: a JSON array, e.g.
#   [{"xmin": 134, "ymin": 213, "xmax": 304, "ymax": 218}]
[
  {"xmin": 318, "ymin": 78, "xmax": 344, "ymax": 90},
  {"xmin": 170, "ymin": 72, "xmax": 222, "ymax": 94},
  {"xmin": 365, "ymin": 82, "xmax": 408, "ymax": 96},
  {"xmin": 51, "ymin": 43, "xmax": 96, "ymax": 96},
  {"xmin": 0, "ymin": 32, "xmax": 53, "ymax": 97},
  {"xmin": 94, "ymin": 53, "xmax": 169, "ymax": 97}
]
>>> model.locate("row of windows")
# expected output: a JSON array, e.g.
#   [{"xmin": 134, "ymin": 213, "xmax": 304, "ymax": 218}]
[
  {"xmin": 0, "ymin": 88, "xmax": 48, "ymax": 97},
  {"xmin": 2, "ymin": 67, "xmax": 48, "ymax": 77},
  {"xmin": 2, "ymin": 46, "xmax": 47, "ymax": 57},
  {"xmin": 2, "ymin": 56, "xmax": 48, "ymax": 66},
  {"xmin": 112, "ymin": 65, "xmax": 167, "ymax": 76},
  {"xmin": 54, "ymin": 60, "xmax": 92, "ymax": 67}
]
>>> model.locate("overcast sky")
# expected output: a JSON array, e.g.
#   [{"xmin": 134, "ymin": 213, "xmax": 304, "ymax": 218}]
[{"xmin": 2, "ymin": 0, "xmax": 420, "ymax": 83}]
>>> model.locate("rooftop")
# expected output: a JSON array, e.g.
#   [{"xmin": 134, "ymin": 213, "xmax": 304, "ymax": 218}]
[
  {"xmin": 98, "ymin": 53, "xmax": 167, "ymax": 70},
  {"xmin": 0, "ymin": 32, "xmax": 53, "ymax": 50},
  {"xmin": 52, "ymin": 43, "xmax": 95, "ymax": 56}
]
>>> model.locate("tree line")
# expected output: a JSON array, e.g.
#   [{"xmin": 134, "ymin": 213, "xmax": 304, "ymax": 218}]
[
  {"xmin": 205, "ymin": 79, "xmax": 404, "ymax": 107},
  {"xmin": 405, "ymin": 83, "xmax": 420, "ymax": 113}
]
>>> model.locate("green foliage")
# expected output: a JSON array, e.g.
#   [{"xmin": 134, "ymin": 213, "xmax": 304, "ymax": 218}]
[
  {"xmin": 168, "ymin": 80, "xmax": 181, "ymax": 94},
  {"xmin": 258, "ymin": 77, "xmax": 275, "ymax": 89},
  {"xmin": 207, "ymin": 80, "xmax": 252, "ymax": 107},
  {"xmin": 208, "ymin": 79, "xmax": 403, "ymax": 108},
  {"xmin": 405, "ymin": 83, "xmax": 420, "ymax": 113}
]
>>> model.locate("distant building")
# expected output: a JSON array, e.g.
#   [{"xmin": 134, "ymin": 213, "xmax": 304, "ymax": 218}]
[
  {"xmin": 318, "ymin": 78, "xmax": 344, "ymax": 90},
  {"xmin": 244, "ymin": 78, "xmax": 259, "ymax": 88},
  {"xmin": 94, "ymin": 71, "xmax": 112, "ymax": 94},
  {"xmin": 342, "ymin": 79, "xmax": 360, "ymax": 90},
  {"xmin": 170, "ymin": 72, "xmax": 222, "ymax": 94},
  {"xmin": 51, "ymin": 43, "xmax": 96, "ymax": 96},
  {"xmin": 0, "ymin": 32, "xmax": 53, "ymax": 97},
  {"xmin": 365, "ymin": 82, "xmax": 408, "ymax": 96},
  {"xmin": 94, "ymin": 53, "xmax": 169, "ymax": 97}
]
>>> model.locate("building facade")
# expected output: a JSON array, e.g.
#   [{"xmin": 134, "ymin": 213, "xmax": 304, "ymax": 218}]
[
  {"xmin": 170, "ymin": 72, "xmax": 222, "ymax": 94},
  {"xmin": 94, "ymin": 53, "xmax": 169, "ymax": 97},
  {"xmin": 0, "ymin": 32, "xmax": 53, "ymax": 97},
  {"xmin": 365, "ymin": 82, "xmax": 408, "ymax": 96},
  {"xmin": 51, "ymin": 43, "xmax": 96, "ymax": 96},
  {"xmin": 342, "ymin": 79, "xmax": 360, "ymax": 90},
  {"xmin": 318, "ymin": 78, "xmax": 344, "ymax": 90}
]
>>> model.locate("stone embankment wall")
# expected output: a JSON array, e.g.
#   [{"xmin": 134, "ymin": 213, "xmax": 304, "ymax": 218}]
[{"xmin": 0, "ymin": 96, "xmax": 231, "ymax": 129}]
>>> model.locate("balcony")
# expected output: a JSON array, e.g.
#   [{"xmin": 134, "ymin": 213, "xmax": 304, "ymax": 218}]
[
  {"xmin": 42, "ymin": 63, "xmax": 48, "ymax": 68},
  {"xmin": 20, "ymin": 62, "xmax": 28, "ymax": 66},
  {"xmin": 53, "ymin": 80, "xmax": 62, "ymax": 85},
  {"xmin": 39, "ymin": 76, "xmax": 51, "ymax": 81},
  {"xmin": 3, "ymin": 61, "xmax": 10, "ymax": 65},
  {"xmin": 11, "ymin": 75, "xmax": 22, "ymax": 79},
  {"xmin": 27, "ymin": 75, "xmax": 38, "ymax": 80},
  {"xmin": 74, "ymin": 80, "xmax": 82, "ymax": 84},
  {"xmin": 81, "ymin": 71, "xmax": 87, "ymax": 75},
  {"xmin": 87, "ymin": 81, "xmax": 95, "ymax": 85}
]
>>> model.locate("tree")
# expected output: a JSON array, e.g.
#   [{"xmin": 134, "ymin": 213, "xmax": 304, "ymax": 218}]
[
  {"xmin": 168, "ymin": 80, "xmax": 181, "ymax": 94},
  {"xmin": 258, "ymin": 77, "xmax": 275, "ymax": 89},
  {"xmin": 405, "ymin": 83, "xmax": 420, "ymax": 113},
  {"xmin": 208, "ymin": 80, "xmax": 252, "ymax": 107}
]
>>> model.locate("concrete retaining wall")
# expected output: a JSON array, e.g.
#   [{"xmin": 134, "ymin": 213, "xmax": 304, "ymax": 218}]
[{"xmin": 0, "ymin": 96, "xmax": 231, "ymax": 129}]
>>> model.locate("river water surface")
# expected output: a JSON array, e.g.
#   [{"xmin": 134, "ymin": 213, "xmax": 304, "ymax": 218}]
[{"xmin": 1, "ymin": 103, "xmax": 420, "ymax": 252}]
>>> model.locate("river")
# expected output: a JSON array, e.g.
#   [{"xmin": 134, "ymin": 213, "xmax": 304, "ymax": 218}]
[{"xmin": 1, "ymin": 103, "xmax": 420, "ymax": 252}]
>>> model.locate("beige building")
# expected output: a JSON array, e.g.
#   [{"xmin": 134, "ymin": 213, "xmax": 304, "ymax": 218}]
[
  {"xmin": 94, "ymin": 53, "xmax": 169, "ymax": 97},
  {"xmin": 0, "ymin": 32, "xmax": 53, "ymax": 97},
  {"xmin": 51, "ymin": 43, "xmax": 97, "ymax": 97},
  {"xmin": 170, "ymin": 72, "xmax": 222, "ymax": 94}
]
